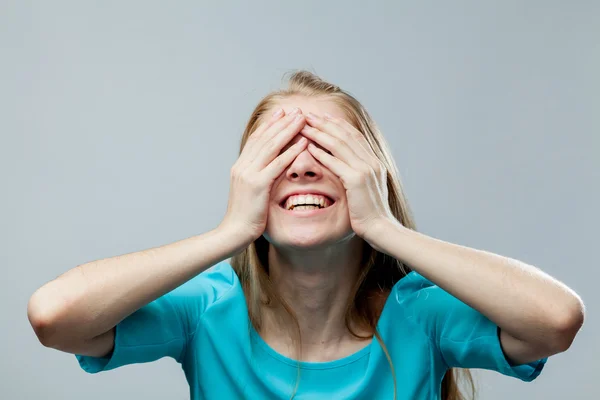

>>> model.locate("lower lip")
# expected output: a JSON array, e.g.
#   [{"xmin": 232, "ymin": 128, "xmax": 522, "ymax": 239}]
[{"xmin": 278, "ymin": 202, "xmax": 336, "ymax": 217}]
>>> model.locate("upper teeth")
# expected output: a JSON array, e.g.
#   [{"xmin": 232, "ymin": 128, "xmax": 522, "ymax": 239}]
[{"xmin": 284, "ymin": 194, "xmax": 332, "ymax": 210}]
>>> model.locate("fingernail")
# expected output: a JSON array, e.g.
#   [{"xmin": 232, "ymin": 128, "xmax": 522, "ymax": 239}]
[
  {"xmin": 289, "ymin": 107, "xmax": 300, "ymax": 116},
  {"xmin": 294, "ymin": 114, "xmax": 304, "ymax": 122},
  {"xmin": 272, "ymin": 108, "xmax": 283, "ymax": 117},
  {"xmin": 306, "ymin": 112, "xmax": 317, "ymax": 121},
  {"xmin": 324, "ymin": 113, "xmax": 334, "ymax": 120}
]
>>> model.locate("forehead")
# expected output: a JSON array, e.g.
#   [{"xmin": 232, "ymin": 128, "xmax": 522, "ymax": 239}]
[{"xmin": 269, "ymin": 96, "xmax": 346, "ymax": 118}]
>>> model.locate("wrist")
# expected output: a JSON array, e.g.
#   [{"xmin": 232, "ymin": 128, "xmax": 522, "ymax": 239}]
[
  {"xmin": 215, "ymin": 222, "xmax": 257, "ymax": 254},
  {"xmin": 363, "ymin": 217, "xmax": 404, "ymax": 253}
]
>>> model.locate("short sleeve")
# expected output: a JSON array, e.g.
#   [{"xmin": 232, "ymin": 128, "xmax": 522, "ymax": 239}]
[
  {"xmin": 75, "ymin": 261, "xmax": 236, "ymax": 373},
  {"xmin": 393, "ymin": 272, "xmax": 547, "ymax": 382}
]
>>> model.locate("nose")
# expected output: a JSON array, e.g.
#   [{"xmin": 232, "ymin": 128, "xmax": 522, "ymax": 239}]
[{"xmin": 285, "ymin": 148, "xmax": 324, "ymax": 182}]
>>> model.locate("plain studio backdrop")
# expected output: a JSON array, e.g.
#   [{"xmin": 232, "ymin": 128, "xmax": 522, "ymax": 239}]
[{"xmin": 1, "ymin": 1, "xmax": 597, "ymax": 399}]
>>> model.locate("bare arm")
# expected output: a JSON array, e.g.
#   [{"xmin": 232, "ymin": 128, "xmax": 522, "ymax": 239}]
[
  {"xmin": 27, "ymin": 109, "xmax": 307, "ymax": 358},
  {"xmin": 27, "ymin": 225, "xmax": 252, "ymax": 357},
  {"xmin": 298, "ymin": 111, "xmax": 584, "ymax": 367},
  {"xmin": 368, "ymin": 219, "xmax": 585, "ymax": 365}
]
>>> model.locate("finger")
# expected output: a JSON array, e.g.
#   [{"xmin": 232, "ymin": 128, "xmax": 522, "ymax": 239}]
[
  {"xmin": 252, "ymin": 113, "xmax": 306, "ymax": 169},
  {"xmin": 254, "ymin": 107, "xmax": 286, "ymax": 136},
  {"xmin": 261, "ymin": 137, "xmax": 308, "ymax": 181},
  {"xmin": 305, "ymin": 143, "xmax": 356, "ymax": 184},
  {"xmin": 328, "ymin": 115, "xmax": 388, "ymax": 182},
  {"xmin": 300, "ymin": 124, "xmax": 365, "ymax": 168},
  {"xmin": 243, "ymin": 108, "xmax": 285, "ymax": 151},
  {"xmin": 259, "ymin": 108, "xmax": 303, "ymax": 146},
  {"xmin": 325, "ymin": 114, "xmax": 376, "ymax": 159},
  {"xmin": 242, "ymin": 109, "xmax": 298, "ymax": 163},
  {"xmin": 240, "ymin": 111, "xmax": 286, "ymax": 165},
  {"xmin": 306, "ymin": 112, "xmax": 375, "ymax": 166}
]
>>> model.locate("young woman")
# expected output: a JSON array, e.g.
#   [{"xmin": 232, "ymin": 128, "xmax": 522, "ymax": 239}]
[{"xmin": 28, "ymin": 71, "xmax": 585, "ymax": 399}]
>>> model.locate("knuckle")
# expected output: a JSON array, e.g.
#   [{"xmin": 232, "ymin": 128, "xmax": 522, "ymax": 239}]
[
  {"xmin": 282, "ymin": 122, "xmax": 300, "ymax": 135},
  {"xmin": 351, "ymin": 129, "xmax": 363, "ymax": 140},
  {"xmin": 262, "ymin": 118, "xmax": 276, "ymax": 130},
  {"xmin": 247, "ymin": 131, "xmax": 260, "ymax": 141},
  {"xmin": 361, "ymin": 172, "xmax": 371, "ymax": 185},
  {"xmin": 359, "ymin": 167, "xmax": 371, "ymax": 179},
  {"xmin": 264, "ymin": 139, "xmax": 279, "ymax": 154},
  {"xmin": 270, "ymin": 154, "xmax": 283, "ymax": 167},
  {"xmin": 347, "ymin": 175, "xmax": 363, "ymax": 187},
  {"xmin": 258, "ymin": 118, "xmax": 276, "ymax": 131},
  {"xmin": 272, "ymin": 157, "xmax": 285, "ymax": 170},
  {"xmin": 247, "ymin": 176, "xmax": 262, "ymax": 190},
  {"xmin": 324, "ymin": 120, "xmax": 336, "ymax": 129},
  {"xmin": 244, "ymin": 137, "xmax": 258, "ymax": 148}
]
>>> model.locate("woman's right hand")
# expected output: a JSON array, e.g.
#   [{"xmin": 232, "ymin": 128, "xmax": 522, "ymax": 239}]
[{"xmin": 219, "ymin": 107, "xmax": 308, "ymax": 243}]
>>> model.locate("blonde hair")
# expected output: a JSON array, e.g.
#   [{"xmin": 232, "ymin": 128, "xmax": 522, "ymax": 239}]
[{"xmin": 230, "ymin": 70, "xmax": 475, "ymax": 400}]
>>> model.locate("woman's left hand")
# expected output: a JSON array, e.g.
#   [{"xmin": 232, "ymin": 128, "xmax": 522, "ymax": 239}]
[{"xmin": 300, "ymin": 112, "xmax": 394, "ymax": 246}]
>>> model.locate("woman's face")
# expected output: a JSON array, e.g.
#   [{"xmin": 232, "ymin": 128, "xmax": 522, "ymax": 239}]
[{"xmin": 263, "ymin": 97, "xmax": 355, "ymax": 249}]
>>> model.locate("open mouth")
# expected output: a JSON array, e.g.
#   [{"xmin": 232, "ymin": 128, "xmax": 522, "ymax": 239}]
[{"xmin": 280, "ymin": 194, "xmax": 335, "ymax": 211}]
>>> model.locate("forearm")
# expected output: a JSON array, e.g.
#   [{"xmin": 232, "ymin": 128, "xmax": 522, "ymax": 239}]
[
  {"xmin": 370, "ymin": 219, "xmax": 585, "ymax": 350},
  {"xmin": 27, "ymin": 225, "xmax": 251, "ymax": 347}
]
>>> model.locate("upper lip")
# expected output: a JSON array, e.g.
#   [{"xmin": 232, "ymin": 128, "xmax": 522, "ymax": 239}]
[{"xmin": 278, "ymin": 189, "xmax": 337, "ymax": 207}]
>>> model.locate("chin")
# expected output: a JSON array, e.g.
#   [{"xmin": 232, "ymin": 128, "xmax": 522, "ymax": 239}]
[
  {"xmin": 263, "ymin": 225, "xmax": 355, "ymax": 250},
  {"xmin": 263, "ymin": 201, "xmax": 354, "ymax": 249},
  {"xmin": 265, "ymin": 233, "xmax": 331, "ymax": 250}
]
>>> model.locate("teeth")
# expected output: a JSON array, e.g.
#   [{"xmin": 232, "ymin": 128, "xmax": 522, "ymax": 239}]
[
  {"xmin": 293, "ymin": 205, "xmax": 319, "ymax": 211},
  {"xmin": 284, "ymin": 194, "xmax": 333, "ymax": 210}
]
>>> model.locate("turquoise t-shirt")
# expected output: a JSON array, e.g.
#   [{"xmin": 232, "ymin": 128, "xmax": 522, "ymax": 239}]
[{"xmin": 75, "ymin": 261, "xmax": 547, "ymax": 399}]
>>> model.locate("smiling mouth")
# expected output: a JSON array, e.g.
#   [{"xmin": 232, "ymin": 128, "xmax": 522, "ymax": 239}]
[{"xmin": 279, "ymin": 194, "xmax": 335, "ymax": 211}]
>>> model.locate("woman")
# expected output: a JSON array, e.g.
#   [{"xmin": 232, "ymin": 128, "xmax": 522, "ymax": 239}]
[{"xmin": 28, "ymin": 71, "xmax": 585, "ymax": 399}]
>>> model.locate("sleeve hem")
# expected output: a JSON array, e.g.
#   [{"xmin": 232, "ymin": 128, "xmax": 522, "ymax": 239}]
[
  {"xmin": 492, "ymin": 326, "xmax": 548, "ymax": 382},
  {"xmin": 75, "ymin": 324, "xmax": 124, "ymax": 373}
]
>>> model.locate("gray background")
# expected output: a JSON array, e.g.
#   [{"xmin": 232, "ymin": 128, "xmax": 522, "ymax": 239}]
[{"xmin": 2, "ymin": 1, "xmax": 597, "ymax": 399}]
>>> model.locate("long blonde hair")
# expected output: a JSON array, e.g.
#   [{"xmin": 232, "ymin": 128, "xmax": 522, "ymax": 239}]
[{"xmin": 230, "ymin": 70, "xmax": 475, "ymax": 400}]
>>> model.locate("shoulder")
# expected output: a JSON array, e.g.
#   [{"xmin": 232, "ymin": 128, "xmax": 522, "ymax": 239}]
[
  {"xmin": 389, "ymin": 271, "xmax": 438, "ymax": 304},
  {"xmin": 165, "ymin": 260, "xmax": 240, "ymax": 313},
  {"xmin": 382, "ymin": 271, "xmax": 473, "ymax": 335},
  {"xmin": 390, "ymin": 271, "xmax": 462, "ymax": 312},
  {"xmin": 385, "ymin": 272, "xmax": 548, "ymax": 380}
]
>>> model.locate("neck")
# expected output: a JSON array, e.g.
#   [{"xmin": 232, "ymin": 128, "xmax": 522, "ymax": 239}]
[{"xmin": 264, "ymin": 236, "xmax": 366, "ymax": 352}]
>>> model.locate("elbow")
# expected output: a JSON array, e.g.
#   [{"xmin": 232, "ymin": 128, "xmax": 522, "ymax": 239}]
[
  {"xmin": 27, "ymin": 289, "xmax": 66, "ymax": 349},
  {"xmin": 549, "ymin": 295, "xmax": 586, "ymax": 353}
]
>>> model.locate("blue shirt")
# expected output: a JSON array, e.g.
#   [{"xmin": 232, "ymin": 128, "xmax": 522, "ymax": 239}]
[{"xmin": 76, "ymin": 261, "xmax": 547, "ymax": 399}]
